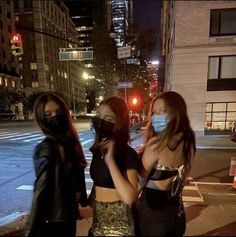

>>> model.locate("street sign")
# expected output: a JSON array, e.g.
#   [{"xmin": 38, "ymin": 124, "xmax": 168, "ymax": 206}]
[
  {"xmin": 59, "ymin": 50, "xmax": 93, "ymax": 61},
  {"xmin": 117, "ymin": 82, "xmax": 133, "ymax": 88},
  {"xmin": 127, "ymin": 58, "xmax": 140, "ymax": 65},
  {"xmin": 117, "ymin": 46, "xmax": 131, "ymax": 59}
]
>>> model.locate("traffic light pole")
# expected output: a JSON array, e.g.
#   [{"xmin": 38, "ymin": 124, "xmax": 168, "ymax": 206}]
[{"xmin": 124, "ymin": 58, "xmax": 127, "ymax": 103}]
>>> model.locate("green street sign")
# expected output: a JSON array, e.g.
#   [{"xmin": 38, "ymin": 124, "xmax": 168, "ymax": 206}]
[
  {"xmin": 127, "ymin": 58, "xmax": 140, "ymax": 65},
  {"xmin": 59, "ymin": 50, "xmax": 93, "ymax": 61}
]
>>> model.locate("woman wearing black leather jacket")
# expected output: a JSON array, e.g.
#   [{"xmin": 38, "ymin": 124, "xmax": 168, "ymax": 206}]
[{"xmin": 25, "ymin": 93, "xmax": 87, "ymax": 237}]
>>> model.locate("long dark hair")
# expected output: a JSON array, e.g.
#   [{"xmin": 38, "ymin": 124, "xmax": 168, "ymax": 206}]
[
  {"xmin": 145, "ymin": 91, "xmax": 196, "ymax": 180},
  {"xmin": 33, "ymin": 92, "xmax": 86, "ymax": 167},
  {"xmin": 90, "ymin": 96, "xmax": 130, "ymax": 157}
]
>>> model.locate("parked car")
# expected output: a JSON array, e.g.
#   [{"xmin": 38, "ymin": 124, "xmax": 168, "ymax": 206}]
[{"xmin": 0, "ymin": 109, "xmax": 16, "ymax": 120}]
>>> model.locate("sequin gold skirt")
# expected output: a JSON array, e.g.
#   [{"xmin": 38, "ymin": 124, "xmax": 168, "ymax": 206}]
[{"xmin": 92, "ymin": 200, "xmax": 135, "ymax": 236}]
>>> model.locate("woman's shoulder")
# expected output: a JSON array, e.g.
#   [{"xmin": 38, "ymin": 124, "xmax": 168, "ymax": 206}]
[
  {"xmin": 123, "ymin": 145, "xmax": 140, "ymax": 169},
  {"xmin": 34, "ymin": 137, "xmax": 57, "ymax": 160}
]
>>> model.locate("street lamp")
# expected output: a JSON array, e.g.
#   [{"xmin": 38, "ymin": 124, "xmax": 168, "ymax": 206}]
[{"xmin": 83, "ymin": 72, "xmax": 89, "ymax": 80}]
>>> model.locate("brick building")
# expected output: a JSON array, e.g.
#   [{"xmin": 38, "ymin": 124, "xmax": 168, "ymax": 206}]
[{"xmin": 162, "ymin": 1, "xmax": 236, "ymax": 135}]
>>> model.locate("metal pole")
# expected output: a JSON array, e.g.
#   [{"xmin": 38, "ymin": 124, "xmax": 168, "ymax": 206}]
[
  {"xmin": 124, "ymin": 58, "xmax": 127, "ymax": 103},
  {"xmin": 72, "ymin": 77, "xmax": 76, "ymax": 119}
]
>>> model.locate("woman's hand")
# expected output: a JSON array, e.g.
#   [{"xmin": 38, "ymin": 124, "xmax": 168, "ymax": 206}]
[{"xmin": 99, "ymin": 139, "xmax": 115, "ymax": 166}]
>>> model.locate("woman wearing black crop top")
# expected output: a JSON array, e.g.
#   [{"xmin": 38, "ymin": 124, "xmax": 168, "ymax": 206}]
[
  {"xmin": 89, "ymin": 96, "xmax": 139, "ymax": 236},
  {"xmin": 136, "ymin": 91, "xmax": 196, "ymax": 236}
]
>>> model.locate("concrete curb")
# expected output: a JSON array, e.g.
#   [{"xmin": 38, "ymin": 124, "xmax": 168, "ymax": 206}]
[{"xmin": 0, "ymin": 213, "xmax": 27, "ymax": 236}]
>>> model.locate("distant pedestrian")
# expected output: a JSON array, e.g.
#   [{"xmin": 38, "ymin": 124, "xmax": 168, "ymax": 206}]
[
  {"xmin": 231, "ymin": 121, "xmax": 236, "ymax": 142},
  {"xmin": 136, "ymin": 91, "xmax": 196, "ymax": 236},
  {"xmin": 89, "ymin": 96, "xmax": 139, "ymax": 236},
  {"xmin": 25, "ymin": 92, "xmax": 87, "ymax": 237}
]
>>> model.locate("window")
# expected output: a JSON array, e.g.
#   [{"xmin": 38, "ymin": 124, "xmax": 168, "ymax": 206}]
[
  {"xmin": 32, "ymin": 82, "xmax": 39, "ymax": 88},
  {"xmin": 0, "ymin": 77, "xmax": 2, "ymax": 85},
  {"xmin": 207, "ymin": 56, "xmax": 236, "ymax": 91},
  {"xmin": 210, "ymin": 8, "xmax": 236, "ymax": 36},
  {"xmin": 205, "ymin": 102, "xmax": 236, "ymax": 132},
  {"xmin": 30, "ymin": 63, "xmax": 37, "ymax": 70},
  {"xmin": 12, "ymin": 81, "xmax": 16, "ymax": 88},
  {"xmin": 5, "ymin": 78, "xmax": 8, "ymax": 87}
]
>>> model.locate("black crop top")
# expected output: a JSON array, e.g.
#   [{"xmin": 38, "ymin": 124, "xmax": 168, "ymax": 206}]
[{"xmin": 90, "ymin": 145, "xmax": 138, "ymax": 189}]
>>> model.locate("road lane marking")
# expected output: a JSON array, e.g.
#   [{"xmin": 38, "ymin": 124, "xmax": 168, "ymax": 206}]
[
  {"xmin": 192, "ymin": 181, "xmax": 232, "ymax": 185},
  {"xmin": 16, "ymin": 185, "xmax": 33, "ymax": 191},
  {"xmin": 0, "ymin": 132, "xmax": 32, "ymax": 140}
]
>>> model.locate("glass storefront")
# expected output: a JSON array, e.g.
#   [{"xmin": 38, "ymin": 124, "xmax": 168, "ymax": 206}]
[{"xmin": 205, "ymin": 102, "xmax": 236, "ymax": 134}]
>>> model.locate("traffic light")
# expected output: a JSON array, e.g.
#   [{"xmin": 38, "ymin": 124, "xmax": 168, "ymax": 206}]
[
  {"xmin": 10, "ymin": 33, "xmax": 23, "ymax": 56},
  {"xmin": 131, "ymin": 97, "xmax": 138, "ymax": 106},
  {"xmin": 129, "ymin": 96, "xmax": 140, "ymax": 109}
]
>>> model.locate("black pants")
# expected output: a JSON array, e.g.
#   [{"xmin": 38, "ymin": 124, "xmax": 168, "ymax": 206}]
[
  {"xmin": 27, "ymin": 221, "xmax": 76, "ymax": 237},
  {"xmin": 136, "ymin": 188, "xmax": 186, "ymax": 236}
]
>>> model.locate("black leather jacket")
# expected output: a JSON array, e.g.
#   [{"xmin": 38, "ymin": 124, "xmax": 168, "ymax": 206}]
[{"xmin": 26, "ymin": 137, "xmax": 87, "ymax": 236}]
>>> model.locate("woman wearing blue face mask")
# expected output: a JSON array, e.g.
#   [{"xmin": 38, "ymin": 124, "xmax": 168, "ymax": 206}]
[
  {"xmin": 136, "ymin": 91, "xmax": 196, "ymax": 236},
  {"xmin": 88, "ymin": 96, "xmax": 139, "ymax": 236},
  {"xmin": 26, "ymin": 92, "xmax": 88, "ymax": 236}
]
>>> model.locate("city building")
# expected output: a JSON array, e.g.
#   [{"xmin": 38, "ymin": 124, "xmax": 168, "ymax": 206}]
[
  {"xmin": 162, "ymin": 0, "xmax": 236, "ymax": 135},
  {"xmin": 13, "ymin": 0, "xmax": 86, "ymax": 115},
  {"xmin": 0, "ymin": 1, "xmax": 23, "ymax": 119},
  {"xmin": 108, "ymin": 0, "xmax": 133, "ymax": 47}
]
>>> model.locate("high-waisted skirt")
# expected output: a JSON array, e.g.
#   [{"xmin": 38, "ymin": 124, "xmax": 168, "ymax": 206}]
[
  {"xmin": 136, "ymin": 187, "xmax": 186, "ymax": 236},
  {"xmin": 91, "ymin": 200, "xmax": 135, "ymax": 236}
]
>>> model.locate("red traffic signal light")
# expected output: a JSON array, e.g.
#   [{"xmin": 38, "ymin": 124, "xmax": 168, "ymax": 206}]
[
  {"xmin": 11, "ymin": 33, "xmax": 23, "ymax": 56},
  {"xmin": 131, "ymin": 97, "xmax": 138, "ymax": 106},
  {"xmin": 129, "ymin": 96, "xmax": 140, "ymax": 108}
]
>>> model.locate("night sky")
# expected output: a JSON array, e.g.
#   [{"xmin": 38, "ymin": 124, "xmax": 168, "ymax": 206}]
[
  {"xmin": 64, "ymin": 0, "xmax": 162, "ymax": 61},
  {"xmin": 133, "ymin": 0, "xmax": 162, "ymax": 61}
]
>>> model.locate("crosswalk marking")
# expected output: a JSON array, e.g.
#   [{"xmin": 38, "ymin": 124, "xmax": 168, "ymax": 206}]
[
  {"xmin": 0, "ymin": 132, "xmax": 19, "ymax": 140},
  {"xmin": 0, "ymin": 131, "xmax": 94, "ymax": 145},
  {"xmin": 81, "ymin": 139, "xmax": 94, "ymax": 145},
  {"xmin": 11, "ymin": 133, "xmax": 41, "ymax": 141}
]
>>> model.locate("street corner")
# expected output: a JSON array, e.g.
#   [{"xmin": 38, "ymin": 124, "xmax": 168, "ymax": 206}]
[{"xmin": 0, "ymin": 212, "xmax": 28, "ymax": 236}]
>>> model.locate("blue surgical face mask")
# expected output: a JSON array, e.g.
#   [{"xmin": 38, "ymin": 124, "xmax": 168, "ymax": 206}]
[{"xmin": 151, "ymin": 114, "xmax": 168, "ymax": 133}]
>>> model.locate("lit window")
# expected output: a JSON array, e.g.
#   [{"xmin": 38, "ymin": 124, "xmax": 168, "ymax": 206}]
[
  {"xmin": 30, "ymin": 63, "xmax": 37, "ymax": 70},
  {"xmin": 45, "ymin": 64, "xmax": 49, "ymax": 71},
  {"xmin": 64, "ymin": 72, "xmax": 67, "ymax": 79},
  {"xmin": 0, "ymin": 77, "xmax": 2, "ymax": 85},
  {"xmin": 32, "ymin": 82, "xmax": 39, "ymax": 88},
  {"xmin": 12, "ymin": 81, "xmax": 16, "ymax": 88},
  {"xmin": 208, "ymin": 56, "xmax": 236, "ymax": 79},
  {"xmin": 5, "ymin": 78, "xmax": 8, "ymax": 87}
]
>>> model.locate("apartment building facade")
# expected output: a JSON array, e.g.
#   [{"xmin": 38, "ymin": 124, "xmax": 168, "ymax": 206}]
[
  {"xmin": 0, "ymin": 0, "xmax": 21, "ymax": 91},
  {"xmin": 14, "ymin": 0, "xmax": 86, "ymax": 112},
  {"xmin": 162, "ymin": 0, "xmax": 236, "ymax": 135}
]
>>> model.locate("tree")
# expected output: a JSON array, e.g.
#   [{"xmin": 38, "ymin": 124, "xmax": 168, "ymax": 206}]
[{"xmin": 90, "ymin": 25, "xmax": 121, "ymax": 98}]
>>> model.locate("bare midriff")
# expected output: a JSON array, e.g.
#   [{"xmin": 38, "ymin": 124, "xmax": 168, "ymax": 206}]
[{"xmin": 95, "ymin": 186, "xmax": 121, "ymax": 202}]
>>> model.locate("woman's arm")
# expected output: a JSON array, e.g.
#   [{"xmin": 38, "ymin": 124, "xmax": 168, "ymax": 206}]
[
  {"xmin": 26, "ymin": 145, "xmax": 53, "ymax": 235},
  {"xmin": 103, "ymin": 140, "xmax": 138, "ymax": 206}
]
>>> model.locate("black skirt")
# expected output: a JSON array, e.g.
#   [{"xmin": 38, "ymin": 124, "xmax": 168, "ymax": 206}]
[{"xmin": 136, "ymin": 187, "xmax": 186, "ymax": 236}]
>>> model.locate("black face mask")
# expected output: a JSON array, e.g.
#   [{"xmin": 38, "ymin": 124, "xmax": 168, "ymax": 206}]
[
  {"xmin": 44, "ymin": 114, "xmax": 69, "ymax": 134},
  {"xmin": 92, "ymin": 116, "xmax": 115, "ymax": 141}
]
